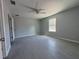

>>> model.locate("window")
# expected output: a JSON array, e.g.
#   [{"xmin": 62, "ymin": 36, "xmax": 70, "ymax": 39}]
[{"xmin": 49, "ymin": 18, "xmax": 56, "ymax": 32}]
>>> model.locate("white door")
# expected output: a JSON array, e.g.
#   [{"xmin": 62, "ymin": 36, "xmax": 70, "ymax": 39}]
[
  {"xmin": 0, "ymin": 35, "xmax": 4, "ymax": 59},
  {"xmin": 0, "ymin": 42, "xmax": 3, "ymax": 59},
  {"xmin": 0, "ymin": 0, "xmax": 12, "ymax": 58},
  {"xmin": 0, "ymin": 0, "xmax": 7, "ymax": 58},
  {"xmin": 0, "ymin": 0, "xmax": 4, "ymax": 59}
]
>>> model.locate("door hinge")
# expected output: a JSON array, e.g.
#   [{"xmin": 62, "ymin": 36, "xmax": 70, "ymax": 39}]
[{"xmin": 0, "ymin": 37, "xmax": 5, "ymax": 41}]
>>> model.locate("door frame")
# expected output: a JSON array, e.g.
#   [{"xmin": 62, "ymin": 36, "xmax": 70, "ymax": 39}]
[
  {"xmin": 8, "ymin": 14, "xmax": 15, "ymax": 44},
  {"xmin": 0, "ymin": 0, "xmax": 5, "ymax": 58}
]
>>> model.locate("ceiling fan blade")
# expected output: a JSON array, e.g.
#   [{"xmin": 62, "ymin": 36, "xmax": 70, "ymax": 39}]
[
  {"xmin": 19, "ymin": 3, "xmax": 46, "ymax": 14},
  {"xmin": 27, "ymin": 11, "xmax": 35, "ymax": 13},
  {"xmin": 27, "ymin": 11, "xmax": 37, "ymax": 14},
  {"xmin": 27, "ymin": 11, "xmax": 46, "ymax": 14},
  {"xmin": 21, "ymin": 4, "xmax": 37, "ymax": 10},
  {"xmin": 40, "ymin": 12, "xmax": 46, "ymax": 14},
  {"xmin": 20, "ymin": 4, "xmax": 45, "ymax": 10},
  {"xmin": 38, "ymin": 9, "xmax": 45, "ymax": 11}
]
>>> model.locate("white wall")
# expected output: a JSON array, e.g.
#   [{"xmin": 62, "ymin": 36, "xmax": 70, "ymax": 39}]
[
  {"xmin": 40, "ymin": 6, "xmax": 79, "ymax": 42},
  {"xmin": 14, "ymin": 17, "xmax": 40, "ymax": 38}
]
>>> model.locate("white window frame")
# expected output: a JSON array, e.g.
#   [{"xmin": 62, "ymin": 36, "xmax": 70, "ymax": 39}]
[{"xmin": 49, "ymin": 18, "xmax": 56, "ymax": 32}]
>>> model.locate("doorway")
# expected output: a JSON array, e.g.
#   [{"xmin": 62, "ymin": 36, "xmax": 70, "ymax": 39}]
[{"xmin": 8, "ymin": 15, "xmax": 14, "ymax": 45}]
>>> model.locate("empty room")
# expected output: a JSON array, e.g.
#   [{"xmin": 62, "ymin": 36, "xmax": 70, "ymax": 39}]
[{"xmin": 0, "ymin": 0, "xmax": 79, "ymax": 59}]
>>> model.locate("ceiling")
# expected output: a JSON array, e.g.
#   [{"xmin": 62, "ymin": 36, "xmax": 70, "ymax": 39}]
[{"xmin": 10, "ymin": 0, "xmax": 79, "ymax": 19}]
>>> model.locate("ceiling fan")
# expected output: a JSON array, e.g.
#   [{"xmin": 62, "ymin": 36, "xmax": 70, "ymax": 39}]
[
  {"xmin": 22, "ymin": 4, "xmax": 46, "ymax": 14},
  {"xmin": 10, "ymin": 0, "xmax": 46, "ymax": 14},
  {"xmin": 21, "ymin": 1, "xmax": 46, "ymax": 14}
]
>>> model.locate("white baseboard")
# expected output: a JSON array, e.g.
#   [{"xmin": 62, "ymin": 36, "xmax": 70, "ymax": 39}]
[
  {"xmin": 15, "ymin": 34, "xmax": 35, "ymax": 39},
  {"xmin": 16, "ymin": 35, "xmax": 79, "ymax": 44},
  {"xmin": 49, "ymin": 36, "xmax": 79, "ymax": 44},
  {"xmin": 60, "ymin": 37, "xmax": 79, "ymax": 44}
]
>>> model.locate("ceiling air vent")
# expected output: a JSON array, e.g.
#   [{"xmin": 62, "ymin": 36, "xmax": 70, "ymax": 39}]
[
  {"xmin": 10, "ymin": 0, "xmax": 16, "ymax": 5},
  {"xmin": 15, "ymin": 14, "xmax": 19, "ymax": 16}
]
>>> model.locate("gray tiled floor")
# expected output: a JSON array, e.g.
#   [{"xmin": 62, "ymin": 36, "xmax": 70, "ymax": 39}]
[{"xmin": 6, "ymin": 35, "xmax": 79, "ymax": 59}]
